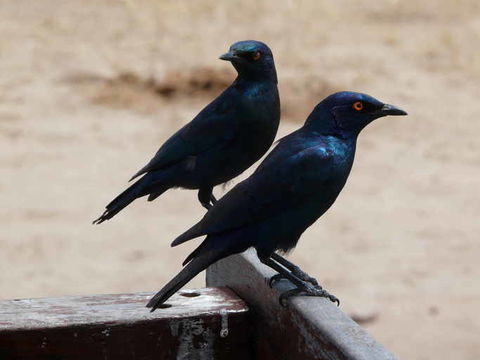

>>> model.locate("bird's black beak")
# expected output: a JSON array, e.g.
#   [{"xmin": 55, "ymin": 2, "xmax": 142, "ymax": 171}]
[
  {"xmin": 379, "ymin": 104, "xmax": 407, "ymax": 116},
  {"xmin": 219, "ymin": 51, "xmax": 238, "ymax": 62}
]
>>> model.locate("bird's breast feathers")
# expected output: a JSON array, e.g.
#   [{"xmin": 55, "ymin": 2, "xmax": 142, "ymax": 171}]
[{"xmin": 244, "ymin": 83, "xmax": 279, "ymax": 110}]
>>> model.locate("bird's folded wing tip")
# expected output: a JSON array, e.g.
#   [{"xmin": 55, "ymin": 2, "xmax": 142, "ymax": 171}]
[{"xmin": 171, "ymin": 234, "xmax": 190, "ymax": 247}]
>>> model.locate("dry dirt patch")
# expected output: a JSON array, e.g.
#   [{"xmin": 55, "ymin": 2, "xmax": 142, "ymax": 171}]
[{"xmin": 65, "ymin": 67, "xmax": 339, "ymax": 120}]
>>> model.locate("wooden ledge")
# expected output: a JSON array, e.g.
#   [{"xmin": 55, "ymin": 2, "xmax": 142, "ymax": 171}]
[
  {"xmin": 0, "ymin": 251, "xmax": 398, "ymax": 359},
  {"xmin": 207, "ymin": 249, "xmax": 397, "ymax": 360}
]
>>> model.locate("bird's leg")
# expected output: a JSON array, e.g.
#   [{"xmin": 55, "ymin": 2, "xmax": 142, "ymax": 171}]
[
  {"xmin": 198, "ymin": 187, "xmax": 214, "ymax": 210},
  {"xmin": 261, "ymin": 257, "xmax": 309, "ymax": 288},
  {"xmin": 270, "ymin": 253, "xmax": 319, "ymax": 287},
  {"xmin": 260, "ymin": 257, "xmax": 339, "ymax": 307}
]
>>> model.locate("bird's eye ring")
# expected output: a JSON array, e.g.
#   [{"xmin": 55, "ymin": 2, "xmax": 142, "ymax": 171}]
[
  {"xmin": 352, "ymin": 101, "xmax": 364, "ymax": 111},
  {"xmin": 252, "ymin": 51, "xmax": 261, "ymax": 61}
]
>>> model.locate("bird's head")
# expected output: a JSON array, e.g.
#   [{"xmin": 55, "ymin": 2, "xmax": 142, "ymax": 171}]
[
  {"xmin": 220, "ymin": 40, "xmax": 277, "ymax": 83},
  {"xmin": 305, "ymin": 91, "xmax": 407, "ymax": 138}
]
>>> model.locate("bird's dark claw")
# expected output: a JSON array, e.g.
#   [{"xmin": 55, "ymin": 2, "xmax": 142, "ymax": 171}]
[
  {"xmin": 269, "ymin": 268, "xmax": 321, "ymax": 288},
  {"xmin": 290, "ymin": 267, "xmax": 320, "ymax": 287},
  {"xmin": 324, "ymin": 292, "xmax": 340, "ymax": 306},
  {"xmin": 268, "ymin": 274, "xmax": 285, "ymax": 288},
  {"xmin": 278, "ymin": 284, "xmax": 340, "ymax": 307}
]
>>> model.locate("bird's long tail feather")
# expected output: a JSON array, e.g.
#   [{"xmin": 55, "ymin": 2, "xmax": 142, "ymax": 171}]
[
  {"xmin": 146, "ymin": 246, "xmax": 222, "ymax": 311},
  {"xmin": 93, "ymin": 175, "xmax": 168, "ymax": 224}
]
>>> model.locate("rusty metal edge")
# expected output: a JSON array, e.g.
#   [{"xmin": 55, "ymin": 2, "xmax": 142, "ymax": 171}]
[
  {"xmin": 0, "ymin": 287, "xmax": 248, "ymax": 331},
  {"xmin": 0, "ymin": 287, "xmax": 253, "ymax": 360}
]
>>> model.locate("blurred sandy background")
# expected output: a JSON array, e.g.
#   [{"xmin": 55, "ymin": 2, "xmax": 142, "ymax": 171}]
[{"xmin": 1, "ymin": 0, "xmax": 479, "ymax": 358}]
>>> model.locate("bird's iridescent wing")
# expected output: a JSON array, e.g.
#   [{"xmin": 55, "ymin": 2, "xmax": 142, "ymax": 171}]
[
  {"xmin": 172, "ymin": 135, "xmax": 333, "ymax": 246},
  {"xmin": 130, "ymin": 87, "xmax": 239, "ymax": 181}
]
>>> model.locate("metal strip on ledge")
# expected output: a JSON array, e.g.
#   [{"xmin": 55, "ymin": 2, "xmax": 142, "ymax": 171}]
[{"xmin": 207, "ymin": 249, "xmax": 398, "ymax": 360}]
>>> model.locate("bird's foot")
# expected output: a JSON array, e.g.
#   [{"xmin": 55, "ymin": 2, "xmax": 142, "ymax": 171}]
[
  {"xmin": 290, "ymin": 266, "xmax": 320, "ymax": 287},
  {"xmin": 269, "ymin": 269, "xmax": 320, "ymax": 288},
  {"xmin": 260, "ymin": 256, "xmax": 339, "ymax": 307},
  {"xmin": 278, "ymin": 285, "xmax": 340, "ymax": 308},
  {"xmin": 268, "ymin": 274, "xmax": 285, "ymax": 288}
]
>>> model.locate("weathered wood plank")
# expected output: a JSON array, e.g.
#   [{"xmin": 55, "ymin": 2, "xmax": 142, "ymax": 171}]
[
  {"xmin": 0, "ymin": 287, "xmax": 251, "ymax": 360},
  {"xmin": 207, "ymin": 250, "xmax": 397, "ymax": 360}
]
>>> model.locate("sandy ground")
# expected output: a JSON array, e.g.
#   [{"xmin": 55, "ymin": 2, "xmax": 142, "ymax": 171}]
[{"xmin": 1, "ymin": 0, "xmax": 480, "ymax": 358}]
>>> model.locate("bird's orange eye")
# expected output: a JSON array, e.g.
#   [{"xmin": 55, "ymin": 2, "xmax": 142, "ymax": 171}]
[
  {"xmin": 253, "ymin": 51, "xmax": 261, "ymax": 61},
  {"xmin": 352, "ymin": 101, "xmax": 364, "ymax": 111}
]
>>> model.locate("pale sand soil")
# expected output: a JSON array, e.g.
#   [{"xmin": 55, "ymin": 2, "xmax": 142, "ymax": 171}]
[{"xmin": 1, "ymin": 1, "xmax": 479, "ymax": 359}]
